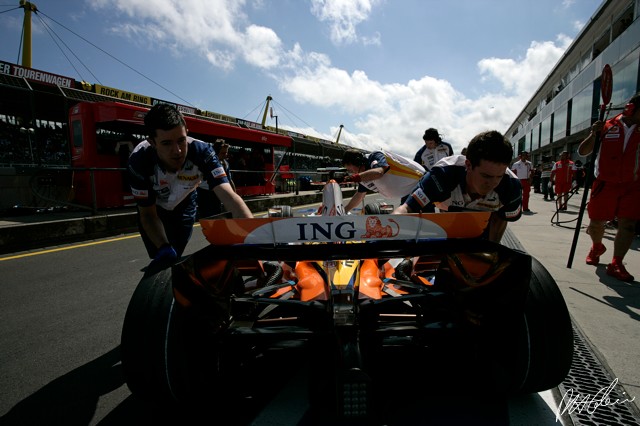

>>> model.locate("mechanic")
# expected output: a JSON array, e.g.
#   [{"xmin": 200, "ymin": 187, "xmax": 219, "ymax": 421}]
[
  {"xmin": 550, "ymin": 150, "xmax": 576, "ymax": 211},
  {"xmin": 394, "ymin": 130, "xmax": 522, "ymax": 243},
  {"xmin": 128, "ymin": 103, "xmax": 253, "ymax": 269},
  {"xmin": 413, "ymin": 127, "xmax": 454, "ymax": 171},
  {"xmin": 578, "ymin": 92, "xmax": 640, "ymax": 282},
  {"xmin": 341, "ymin": 149, "xmax": 425, "ymax": 213}
]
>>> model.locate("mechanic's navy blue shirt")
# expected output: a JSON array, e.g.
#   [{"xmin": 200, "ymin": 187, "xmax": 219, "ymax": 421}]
[
  {"xmin": 128, "ymin": 137, "xmax": 229, "ymax": 215},
  {"xmin": 405, "ymin": 155, "xmax": 522, "ymax": 221}
]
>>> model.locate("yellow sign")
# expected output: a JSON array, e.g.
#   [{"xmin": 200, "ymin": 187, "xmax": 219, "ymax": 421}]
[{"xmin": 94, "ymin": 84, "xmax": 151, "ymax": 105}]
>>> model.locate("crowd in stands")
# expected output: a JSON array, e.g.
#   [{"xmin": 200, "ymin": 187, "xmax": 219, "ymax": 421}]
[{"xmin": 0, "ymin": 117, "xmax": 70, "ymax": 166}]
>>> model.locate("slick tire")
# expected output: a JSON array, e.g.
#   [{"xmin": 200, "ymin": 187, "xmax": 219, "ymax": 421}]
[
  {"xmin": 484, "ymin": 257, "xmax": 573, "ymax": 395},
  {"xmin": 121, "ymin": 267, "xmax": 218, "ymax": 405}
]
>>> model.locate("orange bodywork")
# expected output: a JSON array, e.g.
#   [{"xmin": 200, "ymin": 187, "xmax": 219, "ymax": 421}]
[
  {"xmin": 295, "ymin": 261, "xmax": 328, "ymax": 301},
  {"xmin": 358, "ymin": 259, "xmax": 383, "ymax": 299}
]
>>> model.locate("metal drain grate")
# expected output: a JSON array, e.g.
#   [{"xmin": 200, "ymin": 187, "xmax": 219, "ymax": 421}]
[{"xmin": 557, "ymin": 324, "xmax": 640, "ymax": 425}]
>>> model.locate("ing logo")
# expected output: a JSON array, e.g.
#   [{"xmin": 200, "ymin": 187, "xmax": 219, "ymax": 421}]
[{"xmin": 361, "ymin": 216, "xmax": 400, "ymax": 238}]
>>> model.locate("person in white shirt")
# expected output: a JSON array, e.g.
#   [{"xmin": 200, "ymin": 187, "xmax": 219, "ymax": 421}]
[{"xmin": 511, "ymin": 151, "xmax": 533, "ymax": 212}]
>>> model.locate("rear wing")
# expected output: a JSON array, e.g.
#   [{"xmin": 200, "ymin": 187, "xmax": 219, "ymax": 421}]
[{"xmin": 200, "ymin": 212, "xmax": 491, "ymax": 246}]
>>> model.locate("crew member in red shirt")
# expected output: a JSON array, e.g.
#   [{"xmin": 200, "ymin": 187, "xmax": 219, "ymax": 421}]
[
  {"xmin": 550, "ymin": 151, "xmax": 575, "ymax": 211},
  {"xmin": 578, "ymin": 92, "xmax": 640, "ymax": 282}
]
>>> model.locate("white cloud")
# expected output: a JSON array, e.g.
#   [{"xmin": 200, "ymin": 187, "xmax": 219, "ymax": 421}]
[
  {"xmin": 88, "ymin": 0, "xmax": 575, "ymax": 158},
  {"xmin": 573, "ymin": 19, "xmax": 586, "ymax": 32},
  {"xmin": 310, "ymin": 0, "xmax": 379, "ymax": 45},
  {"xmin": 91, "ymin": 0, "xmax": 286, "ymax": 71},
  {"xmin": 277, "ymin": 34, "xmax": 573, "ymax": 157},
  {"xmin": 478, "ymin": 35, "xmax": 571, "ymax": 97}
]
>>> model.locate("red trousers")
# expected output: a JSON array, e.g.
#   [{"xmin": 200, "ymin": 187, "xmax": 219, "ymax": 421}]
[{"xmin": 520, "ymin": 179, "xmax": 530, "ymax": 210}]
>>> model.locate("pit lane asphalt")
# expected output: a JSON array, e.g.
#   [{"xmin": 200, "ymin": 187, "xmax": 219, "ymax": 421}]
[{"xmin": 0, "ymin": 190, "xmax": 638, "ymax": 424}]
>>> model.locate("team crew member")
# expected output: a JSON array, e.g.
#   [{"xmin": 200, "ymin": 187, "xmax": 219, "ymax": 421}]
[
  {"xmin": 413, "ymin": 128, "xmax": 454, "ymax": 171},
  {"xmin": 341, "ymin": 149, "xmax": 425, "ymax": 213},
  {"xmin": 395, "ymin": 130, "xmax": 522, "ymax": 243},
  {"xmin": 128, "ymin": 103, "xmax": 253, "ymax": 268},
  {"xmin": 511, "ymin": 151, "xmax": 533, "ymax": 212},
  {"xmin": 550, "ymin": 151, "xmax": 576, "ymax": 211},
  {"xmin": 578, "ymin": 92, "xmax": 640, "ymax": 282}
]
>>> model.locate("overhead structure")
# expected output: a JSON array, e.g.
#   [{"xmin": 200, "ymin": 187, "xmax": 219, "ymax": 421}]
[
  {"xmin": 261, "ymin": 95, "xmax": 273, "ymax": 129},
  {"xmin": 19, "ymin": 1, "xmax": 38, "ymax": 68},
  {"xmin": 335, "ymin": 124, "xmax": 344, "ymax": 144}
]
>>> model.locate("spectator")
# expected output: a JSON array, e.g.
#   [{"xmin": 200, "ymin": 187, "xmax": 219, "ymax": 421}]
[
  {"xmin": 550, "ymin": 151, "xmax": 576, "ymax": 211},
  {"xmin": 394, "ymin": 130, "xmax": 522, "ymax": 243},
  {"xmin": 413, "ymin": 128, "xmax": 454, "ymax": 171},
  {"xmin": 511, "ymin": 151, "xmax": 533, "ymax": 212},
  {"xmin": 128, "ymin": 104, "xmax": 252, "ymax": 270},
  {"xmin": 578, "ymin": 92, "xmax": 640, "ymax": 282},
  {"xmin": 540, "ymin": 155, "xmax": 555, "ymax": 201},
  {"xmin": 342, "ymin": 149, "xmax": 425, "ymax": 213}
]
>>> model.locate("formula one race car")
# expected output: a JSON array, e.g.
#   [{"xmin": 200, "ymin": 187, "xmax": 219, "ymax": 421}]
[{"xmin": 121, "ymin": 182, "xmax": 573, "ymax": 423}]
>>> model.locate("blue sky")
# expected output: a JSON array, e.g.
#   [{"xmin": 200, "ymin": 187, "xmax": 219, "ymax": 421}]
[{"xmin": 0, "ymin": 0, "xmax": 603, "ymax": 157}]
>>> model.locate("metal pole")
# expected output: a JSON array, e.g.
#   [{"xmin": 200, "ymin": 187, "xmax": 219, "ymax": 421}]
[
  {"xmin": 567, "ymin": 64, "xmax": 612, "ymax": 268},
  {"xmin": 20, "ymin": 1, "xmax": 38, "ymax": 68}
]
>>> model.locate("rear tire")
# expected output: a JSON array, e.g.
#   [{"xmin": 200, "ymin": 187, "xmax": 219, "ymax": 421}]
[
  {"xmin": 482, "ymin": 257, "xmax": 573, "ymax": 394},
  {"xmin": 121, "ymin": 268, "xmax": 219, "ymax": 405}
]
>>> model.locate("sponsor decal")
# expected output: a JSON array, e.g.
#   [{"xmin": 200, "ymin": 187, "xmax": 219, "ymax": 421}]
[
  {"xmin": 296, "ymin": 221, "xmax": 357, "ymax": 240},
  {"xmin": 212, "ymin": 167, "xmax": 227, "ymax": 178},
  {"xmin": 361, "ymin": 216, "xmax": 400, "ymax": 238},
  {"xmin": 412, "ymin": 188, "xmax": 429, "ymax": 207},
  {"xmin": 505, "ymin": 208, "xmax": 520, "ymax": 219},
  {"xmin": 0, "ymin": 60, "xmax": 73, "ymax": 88},
  {"xmin": 131, "ymin": 188, "xmax": 148, "ymax": 198},
  {"xmin": 94, "ymin": 84, "xmax": 151, "ymax": 104},
  {"xmin": 237, "ymin": 216, "xmax": 448, "ymax": 245},
  {"xmin": 177, "ymin": 174, "xmax": 198, "ymax": 181}
]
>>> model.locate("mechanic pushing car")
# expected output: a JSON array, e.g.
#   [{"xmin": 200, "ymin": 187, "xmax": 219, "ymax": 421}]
[
  {"xmin": 394, "ymin": 130, "xmax": 522, "ymax": 243},
  {"xmin": 341, "ymin": 149, "xmax": 425, "ymax": 213},
  {"xmin": 128, "ymin": 103, "xmax": 253, "ymax": 269}
]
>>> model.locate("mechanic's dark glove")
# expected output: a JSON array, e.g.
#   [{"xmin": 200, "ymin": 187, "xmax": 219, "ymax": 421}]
[{"xmin": 148, "ymin": 243, "xmax": 178, "ymax": 272}]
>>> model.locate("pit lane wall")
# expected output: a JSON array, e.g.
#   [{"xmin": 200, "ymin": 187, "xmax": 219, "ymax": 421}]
[{"xmin": 0, "ymin": 188, "xmax": 356, "ymax": 255}]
